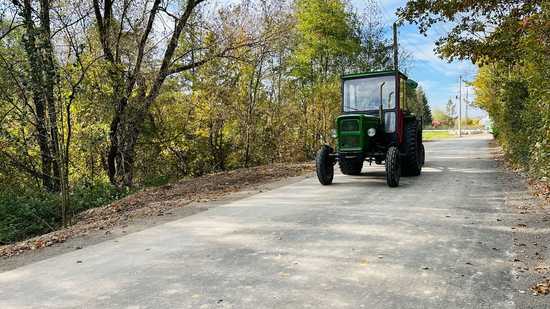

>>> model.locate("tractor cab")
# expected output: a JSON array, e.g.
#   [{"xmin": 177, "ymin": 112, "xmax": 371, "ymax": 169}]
[{"xmin": 339, "ymin": 70, "xmax": 418, "ymax": 146}]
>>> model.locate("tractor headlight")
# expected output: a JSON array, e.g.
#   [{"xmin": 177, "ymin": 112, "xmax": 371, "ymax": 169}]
[
  {"xmin": 331, "ymin": 129, "xmax": 337, "ymax": 138},
  {"xmin": 368, "ymin": 128, "xmax": 376, "ymax": 137}
]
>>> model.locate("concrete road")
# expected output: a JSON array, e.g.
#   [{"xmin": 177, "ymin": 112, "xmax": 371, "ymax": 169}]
[{"xmin": 1, "ymin": 135, "xmax": 521, "ymax": 308}]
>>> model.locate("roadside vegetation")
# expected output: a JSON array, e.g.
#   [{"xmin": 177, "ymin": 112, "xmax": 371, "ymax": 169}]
[
  {"xmin": 399, "ymin": 1, "xmax": 549, "ymax": 180},
  {"xmin": 0, "ymin": 0, "xmax": 433, "ymax": 244},
  {"xmin": 431, "ymin": 107, "xmax": 483, "ymax": 130},
  {"xmin": 422, "ymin": 131, "xmax": 454, "ymax": 141}
]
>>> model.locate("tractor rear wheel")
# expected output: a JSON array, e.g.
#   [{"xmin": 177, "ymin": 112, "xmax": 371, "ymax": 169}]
[
  {"xmin": 386, "ymin": 146, "xmax": 401, "ymax": 187},
  {"xmin": 316, "ymin": 145, "xmax": 334, "ymax": 185},
  {"xmin": 420, "ymin": 143, "xmax": 425, "ymax": 166},
  {"xmin": 402, "ymin": 121, "xmax": 423, "ymax": 176},
  {"xmin": 339, "ymin": 157, "xmax": 363, "ymax": 175}
]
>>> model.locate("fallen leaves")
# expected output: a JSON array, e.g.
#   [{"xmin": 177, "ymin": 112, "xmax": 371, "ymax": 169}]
[
  {"xmin": 534, "ymin": 266, "xmax": 550, "ymax": 273},
  {"xmin": 528, "ymin": 178, "xmax": 550, "ymax": 203},
  {"xmin": 530, "ymin": 279, "xmax": 550, "ymax": 296}
]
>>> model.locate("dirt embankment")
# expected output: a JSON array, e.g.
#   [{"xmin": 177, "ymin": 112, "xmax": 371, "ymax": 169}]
[{"xmin": 0, "ymin": 163, "xmax": 314, "ymax": 260}]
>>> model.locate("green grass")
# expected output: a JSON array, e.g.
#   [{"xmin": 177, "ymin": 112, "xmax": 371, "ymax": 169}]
[{"xmin": 423, "ymin": 130, "xmax": 455, "ymax": 141}]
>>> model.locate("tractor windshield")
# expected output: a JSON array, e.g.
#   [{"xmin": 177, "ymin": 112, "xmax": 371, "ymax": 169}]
[{"xmin": 343, "ymin": 75, "xmax": 396, "ymax": 112}]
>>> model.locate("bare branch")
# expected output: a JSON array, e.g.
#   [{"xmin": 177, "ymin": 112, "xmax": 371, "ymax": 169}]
[
  {"xmin": 166, "ymin": 40, "xmax": 260, "ymax": 75},
  {"xmin": 126, "ymin": 0, "xmax": 162, "ymax": 95}
]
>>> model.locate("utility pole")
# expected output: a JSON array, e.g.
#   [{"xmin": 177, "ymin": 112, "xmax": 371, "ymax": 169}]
[
  {"xmin": 393, "ymin": 22, "xmax": 398, "ymax": 71},
  {"xmin": 458, "ymin": 75, "xmax": 462, "ymax": 137},
  {"xmin": 464, "ymin": 87, "xmax": 470, "ymax": 130}
]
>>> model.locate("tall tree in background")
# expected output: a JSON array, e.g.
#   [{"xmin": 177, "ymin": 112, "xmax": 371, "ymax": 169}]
[
  {"xmin": 91, "ymin": 0, "xmax": 258, "ymax": 187},
  {"xmin": 445, "ymin": 99, "xmax": 456, "ymax": 128},
  {"xmin": 1, "ymin": 0, "xmax": 97, "ymax": 224},
  {"xmin": 416, "ymin": 87, "xmax": 432, "ymax": 125},
  {"xmin": 4, "ymin": 0, "xmax": 61, "ymax": 192}
]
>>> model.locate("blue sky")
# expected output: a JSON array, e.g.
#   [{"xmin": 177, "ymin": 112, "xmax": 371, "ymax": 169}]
[{"xmin": 351, "ymin": 0, "xmax": 486, "ymax": 117}]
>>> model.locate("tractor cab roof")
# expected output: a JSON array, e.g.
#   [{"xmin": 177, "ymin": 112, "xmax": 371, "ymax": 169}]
[{"xmin": 342, "ymin": 70, "xmax": 418, "ymax": 89}]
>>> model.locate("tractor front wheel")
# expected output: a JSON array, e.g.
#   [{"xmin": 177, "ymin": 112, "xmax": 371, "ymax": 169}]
[
  {"xmin": 316, "ymin": 145, "xmax": 334, "ymax": 185},
  {"xmin": 386, "ymin": 146, "xmax": 401, "ymax": 187}
]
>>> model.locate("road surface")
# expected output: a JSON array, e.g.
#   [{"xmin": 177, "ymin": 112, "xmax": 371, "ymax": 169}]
[{"xmin": 0, "ymin": 135, "xmax": 528, "ymax": 308}]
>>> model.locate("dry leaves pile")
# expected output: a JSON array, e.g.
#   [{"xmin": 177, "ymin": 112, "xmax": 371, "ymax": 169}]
[
  {"xmin": 0, "ymin": 163, "xmax": 314, "ymax": 258},
  {"xmin": 529, "ymin": 179, "xmax": 550, "ymax": 203},
  {"xmin": 530, "ymin": 278, "xmax": 550, "ymax": 295}
]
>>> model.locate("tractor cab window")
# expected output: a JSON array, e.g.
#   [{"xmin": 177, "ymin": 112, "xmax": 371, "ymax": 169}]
[{"xmin": 343, "ymin": 75, "xmax": 396, "ymax": 112}]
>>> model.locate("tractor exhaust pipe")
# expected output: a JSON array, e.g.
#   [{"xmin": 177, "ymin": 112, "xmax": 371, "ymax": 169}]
[{"xmin": 379, "ymin": 82, "xmax": 386, "ymax": 126}]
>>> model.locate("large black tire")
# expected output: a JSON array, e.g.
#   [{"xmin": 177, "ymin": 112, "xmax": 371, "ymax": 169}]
[
  {"xmin": 402, "ymin": 121, "xmax": 422, "ymax": 176},
  {"xmin": 339, "ymin": 157, "xmax": 363, "ymax": 175},
  {"xmin": 386, "ymin": 146, "xmax": 401, "ymax": 187},
  {"xmin": 316, "ymin": 145, "xmax": 334, "ymax": 185}
]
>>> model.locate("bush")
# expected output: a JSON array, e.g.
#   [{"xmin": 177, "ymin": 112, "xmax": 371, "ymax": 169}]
[
  {"xmin": 70, "ymin": 181, "xmax": 129, "ymax": 214},
  {"xmin": 473, "ymin": 47, "xmax": 549, "ymax": 179},
  {"xmin": 0, "ymin": 189, "xmax": 60, "ymax": 245},
  {"xmin": 0, "ymin": 182, "xmax": 128, "ymax": 245}
]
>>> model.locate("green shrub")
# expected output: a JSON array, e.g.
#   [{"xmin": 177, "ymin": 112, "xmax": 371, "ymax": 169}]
[
  {"xmin": 0, "ymin": 182, "xmax": 128, "ymax": 245},
  {"xmin": 70, "ymin": 181, "xmax": 129, "ymax": 214},
  {"xmin": 0, "ymin": 189, "xmax": 60, "ymax": 245}
]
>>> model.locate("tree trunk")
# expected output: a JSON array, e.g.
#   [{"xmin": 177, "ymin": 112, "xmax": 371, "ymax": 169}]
[
  {"xmin": 20, "ymin": 0, "xmax": 60, "ymax": 192},
  {"xmin": 39, "ymin": 0, "xmax": 61, "ymax": 191},
  {"xmin": 107, "ymin": 99, "xmax": 145, "ymax": 188}
]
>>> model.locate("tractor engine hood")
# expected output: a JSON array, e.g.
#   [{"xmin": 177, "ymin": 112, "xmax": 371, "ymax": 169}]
[{"xmin": 335, "ymin": 114, "xmax": 380, "ymax": 152}]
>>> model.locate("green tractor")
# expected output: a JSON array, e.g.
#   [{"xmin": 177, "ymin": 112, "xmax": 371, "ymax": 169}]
[{"xmin": 315, "ymin": 70, "xmax": 425, "ymax": 187}]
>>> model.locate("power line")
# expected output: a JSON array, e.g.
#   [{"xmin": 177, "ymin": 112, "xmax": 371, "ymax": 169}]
[{"xmin": 374, "ymin": 0, "xmax": 394, "ymax": 24}]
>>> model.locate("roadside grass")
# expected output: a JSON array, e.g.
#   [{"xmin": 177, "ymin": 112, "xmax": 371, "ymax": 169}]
[{"xmin": 423, "ymin": 130, "xmax": 455, "ymax": 141}]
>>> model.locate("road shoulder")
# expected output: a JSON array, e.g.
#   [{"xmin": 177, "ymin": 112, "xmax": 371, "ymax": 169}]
[{"xmin": 490, "ymin": 140, "xmax": 550, "ymax": 304}]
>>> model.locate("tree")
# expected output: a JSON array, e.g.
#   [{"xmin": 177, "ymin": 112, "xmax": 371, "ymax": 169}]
[
  {"xmin": 291, "ymin": 0, "xmax": 364, "ymax": 157},
  {"xmin": 3, "ymin": 0, "xmax": 62, "ymax": 192},
  {"xmin": 416, "ymin": 87, "xmax": 432, "ymax": 125},
  {"xmin": 1, "ymin": 0, "xmax": 96, "ymax": 225},
  {"xmin": 90, "ymin": 0, "xmax": 257, "ymax": 187},
  {"xmin": 397, "ymin": 0, "xmax": 544, "ymax": 64},
  {"xmin": 445, "ymin": 99, "xmax": 456, "ymax": 128},
  {"xmin": 423, "ymin": 103, "xmax": 432, "ymax": 126}
]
